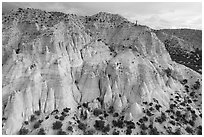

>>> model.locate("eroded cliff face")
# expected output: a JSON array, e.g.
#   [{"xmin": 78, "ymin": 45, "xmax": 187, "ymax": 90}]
[{"xmin": 2, "ymin": 9, "xmax": 202, "ymax": 135}]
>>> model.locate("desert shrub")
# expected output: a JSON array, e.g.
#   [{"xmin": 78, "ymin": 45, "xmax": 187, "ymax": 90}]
[
  {"xmin": 57, "ymin": 130, "xmax": 67, "ymax": 135},
  {"xmin": 108, "ymin": 106, "xmax": 114, "ymax": 114},
  {"xmin": 149, "ymin": 127, "xmax": 159, "ymax": 135},
  {"xmin": 193, "ymin": 80, "xmax": 200, "ymax": 90},
  {"xmin": 33, "ymin": 121, "xmax": 41, "ymax": 129},
  {"xmin": 126, "ymin": 128, "xmax": 132, "ymax": 135},
  {"xmin": 124, "ymin": 121, "xmax": 135, "ymax": 129},
  {"xmin": 94, "ymin": 120, "xmax": 105, "ymax": 131},
  {"xmin": 102, "ymin": 124, "xmax": 110, "ymax": 133},
  {"xmin": 84, "ymin": 129, "xmax": 95, "ymax": 135},
  {"xmin": 78, "ymin": 122, "xmax": 86, "ymax": 131},
  {"xmin": 174, "ymin": 128, "xmax": 181, "ymax": 135},
  {"xmin": 38, "ymin": 119, "xmax": 43, "ymax": 123},
  {"xmin": 34, "ymin": 110, "xmax": 41, "ymax": 116},
  {"xmin": 2, "ymin": 117, "xmax": 6, "ymax": 121},
  {"xmin": 45, "ymin": 116, "xmax": 49, "ymax": 119},
  {"xmin": 67, "ymin": 126, "xmax": 73, "ymax": 132},
  {"xmin": 15, "ymin": 48, "xmax": 20, "ymax": 54},
  {"xmin": 30, "ymin": 115, "xmax": 36, "ymax": 122},
  {"xmin": 53, "ymin": 121, "xmax": 63, "ymax": 130},
  {"xmin": 185, "ymin": 126, "xmax": 193, "ymax": 134},
  {"xmin": 196, "ymin": 125, "xmax": 202, "ymax": 135},
  {"xmin": 59, "ymin": 116, "xmax": 65, "ymax": 121},
  {"xmin": 55, "ymin": 115, "xmax": 59, "ymax": 119},
  {"xmin": 113, "ymin": 112, "xmax": 119, "ymax": 117},
  {"xmin": 82, "ymin": 102, "xmax": 89, "ymax": 108},
  {"xmin": 19, "ymin": 128, "xmax": 29, "ymax": 135},
  {"xmin": 140, "ymin": 130, "xmax": 147, "ymax": 135},
  {"xmin": 164, "ymin": 68, "xmax": 172, "ymax": 77},
  {"xmin": 61, "ymin": 112, "xmax": 67, "ymax": 117},
  {"xmin": 24, "ymin": 121, "xmax": 29, "ymax": 125},
  {"xmin": 93, "ymin": 108, "xmax": 103, "ymax": 116},
  {"xmin": 181, "ymin": 79, "xmax": 188, "ymax": 85},
  {"xmin": 38, "ymin": 128, "xmax": 46, "ymax": 135},
  {"xmin": 112, "ymin": 119, "xmax": 124, "ymax": 129},
  {"xmin": 112, "ymin": 130, "xmax": 120, "ymax": 135}
]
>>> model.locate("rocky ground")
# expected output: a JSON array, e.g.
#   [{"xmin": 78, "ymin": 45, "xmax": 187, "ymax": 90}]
[{"xmin": 2, "ymin": 8, "xmax": 202, "ymax": 135}]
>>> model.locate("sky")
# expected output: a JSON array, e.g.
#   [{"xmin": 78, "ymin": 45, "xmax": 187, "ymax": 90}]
[{"xmin": 2, "ymin": 2, "xmax": 202, "ymax": 30}]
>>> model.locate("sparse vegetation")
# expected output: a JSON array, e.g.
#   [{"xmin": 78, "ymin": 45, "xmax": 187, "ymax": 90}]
[
  {"xmin": 30, "ymin": 115, "xmax": 36, "ymax": 122},
  {"xmin": 78, "ymin": 122, "xmax": 86, "ymax": 131},
  {"xmin": 164, "ymin": 68, "xmax": 172, "ymax": 77},
  {"xmin": 33, "ymin": 121, "xmax": 41, "ymax": 129},
  {"xmin": 53, "ymin": 121, "xmax": 63, "ymax": 130},
  {"xmin": 192, "ymin": 80, "xmax": 200, "ymax": 90},
  {"xmin": 34, "ymin": 110, "xmax": 41, "ymax": 116},
  {"xmin": 67, "ymin": 126, "xmax": 73, "ymax": 132},
  {"xmin": 19, "ymin": 128, "xmax": 29, "ymax": 135},
  {"xmin": 57, "ymin": 130, "xmax": 67, "ymax": 135},
  {"xmin": 94, "ymin": 120, "xmax": 105, "ymax": 131},
  {"xmin": 38, "ymin": 128, "xmax": 46, "ymax": 135},
  {"xmin": 93, "ymin": 108, "xmax": 103, "ymax": 116}
]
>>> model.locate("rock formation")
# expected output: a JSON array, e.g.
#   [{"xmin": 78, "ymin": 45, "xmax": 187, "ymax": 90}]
[{"xmin": 2, "ymin": 8, "xmax": 202, "ymax": 135}]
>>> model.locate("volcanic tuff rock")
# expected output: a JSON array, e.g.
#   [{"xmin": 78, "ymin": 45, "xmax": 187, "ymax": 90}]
[{"xmin": 2, "ymin": 8, "xmax": 202, "ymax": 135}]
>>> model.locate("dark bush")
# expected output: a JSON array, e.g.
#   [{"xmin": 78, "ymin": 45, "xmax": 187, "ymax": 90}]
[
  {"xmin": 140, "ymin": 130, "xmax": 147, "ymax": 135},
  {"xmin": 149, "ymin": 127, "xmax": 159, "ymax": 135},
  {"xmin": 93, "ymin": 108, "xmax": 103, "ymax": 116},
  {"xmin": 181, "ymin": 79, "xmax": 188, "ymax": 85},
  {"xmin": 30, "ymin": 115, "xmax": 36, "ymax": 122},
  {"xmin": 185, "ymin": 126, "xmax": 193, "ymax": 134},
  {"xmin": 57, "ymin": 130, "xmax": 67, "ymax": 135},
  {"xmin": 82, "ymin": 102, "xmax": 89, "ymax": 108},
  {"xmin": 174, "ymin": 128, "xmax": 181, "ymax": 135},
  {"xmin": 67, "ymin": 126, "xmax": 73, "ymax": 132},
  {"xmin": 193, "ymin": 80, "xmax": 200, "ymax": 90},
  {"xmin": 124, "ymin": 120, "xmax": 135, "ymax": 129},
  {"xmin": 55, "ymin": 115, "xmax": 59, "ymax": 119},
  {"xmin": 38, "ymin": 119, "xmax": 43, "ymax": 123},
  {"xmin": 108, "ymin": 106, "xmax": 114, "ymax": 114},
  {"xmin": 126, "ymin": 128, "xmax": 132, "ymax": 135},
  {"xmin": 15, "ymin": 48, "xmax": 20, "ymax": 54},
  {"xmin": 38, "ymin": 128, "xmax": 46, "ymax": 135},
  {"xmin": 2, "ymin": 117, "xmax": 6, "ymax": 121},
  {"xmin": 102, "ymin": 124, "xmax": 110, "ymax": 133},
  {"xmin": 112, "ymin": 130, "xmax": 120, "ymax": 135},
  {"xmin": 59, "ymin": 116, "xmax": 65, "ymax": 121},
  {"xmin": 94, "ymin": 120, "xmax": 105, "ymax": 131},
  {"xmin": 51, "ymin": 109, "xmax": 59, "ymax": 115},
  {"xmin": 140, "ymin": 123, "xmax": 148, "ymax": 130},
  {"xmin": 164, "ymin": 68, "xmax": 172, "ymax": 77},
  {"xmin": 112, "ymin": 119, "xmax": 124, "ymax": 128},
  {"xmin": 113, "ymin": 112, "xmax": 119, "ymax": 117},
  {"xmin": 34, "ymin": 110, "xmax": 41, "ymax": 116},
  {"xmin": 24, "ymin": 121, "xmax": 29, "ymax": 125},
  {"xmin": 19, "ymin": 128, "xmax": 29, "ymax": 135},
  {"xmin": 53, "ymin": 121, "xmax": 63, "ymax": 130},
  {"xmin": 33, "ymin": 122, "xmax": 41, "ymax": 129},
  {"xmin": 78, "ymin": 122, "xmax": 86, "ymax": 131},
  {"xmin": 63, "ymin": 107, "xmax": 70, "ymax": 113},
  {"xmin": 197, "ymin": 125, "xmax": 202, "ymax": 135},
  {"xmin": 45, "ymin": 116, "xmax": 49, "ymax": 119},
  {"xmin": 84, "ymin": 129, "xmax": 95, "ymax": 135},
  {"xmin": 61, "ymin": 112, "xmax": 67, "ymax": 117}
]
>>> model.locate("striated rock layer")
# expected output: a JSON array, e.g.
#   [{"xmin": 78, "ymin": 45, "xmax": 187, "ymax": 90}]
[{"xmin": 2, "ymin": 8, "xmax": 202, "ymax": 135}]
